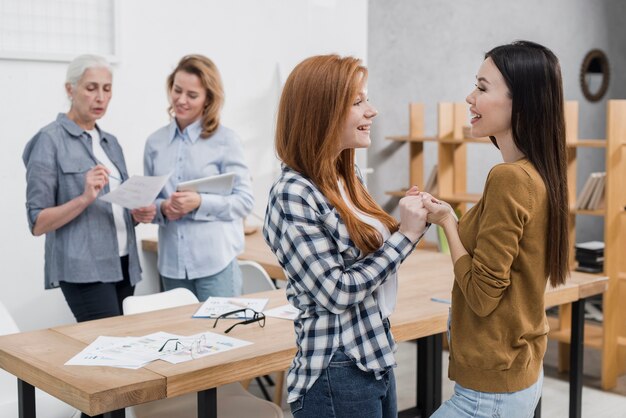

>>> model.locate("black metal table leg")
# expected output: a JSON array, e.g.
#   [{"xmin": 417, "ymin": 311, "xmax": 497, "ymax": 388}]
[
  {"xmin": 198, "ymin": 388, "xmax": 217, "ymax": 418},
  {"xmin": 570, "ymin": 298, "xmax": 585, "ymax": 418},
  {"xmin": 103, "ymin": 410, "xmax": 125, "ymax": 418},
  {"xmin": 18, "ymin": 379, "xmax": 35, "ymax": 418},
  {"xmin": 398, "ymin": 335, "xmax": 443, "ymax": 418},
  {"xmin": 417, "ymin": 334, "xmax": 442, "ymax": 417}
]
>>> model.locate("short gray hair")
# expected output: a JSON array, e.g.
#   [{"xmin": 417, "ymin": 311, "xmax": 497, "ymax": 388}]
[{"xmin": 66, "ymin": 54, "xmax": 112, "ymax": 86}]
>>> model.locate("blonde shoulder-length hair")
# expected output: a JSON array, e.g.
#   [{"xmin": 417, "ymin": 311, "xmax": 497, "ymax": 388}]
[
  {"xmin": 276, "ymin": 54, "xmax": 399, "ymax": 254},
  {"xmin": 167, "ymin": 54, "xmax": 224, "ymax": 138}
]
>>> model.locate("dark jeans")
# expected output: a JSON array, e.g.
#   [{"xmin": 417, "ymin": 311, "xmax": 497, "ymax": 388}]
[
  {"xmin": 290, "ymin": 350, "xmax": 397, "ymax": 418},
  {"xmin": 59, "ymin": 255, "xmax": 134, "ymax": 322},
  {"xmin": 58, "ymin": 255, "xmax": 134, "ymax": 418}
]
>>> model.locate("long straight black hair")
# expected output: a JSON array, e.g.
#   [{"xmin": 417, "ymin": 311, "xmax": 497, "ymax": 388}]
[{"xmin": 486, "ymin": 41, "xmax": 569, "ymax": 287}]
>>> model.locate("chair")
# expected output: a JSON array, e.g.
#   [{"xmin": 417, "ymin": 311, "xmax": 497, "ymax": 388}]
[
  {"xmin": 239, "ymin": 261, "xmax": 286, "ymax": 407},
  {"xmin": 122, "ymin": 288, "xmax": 283, "ymax": 418},
  {"xmin": 240, "ymin": 260, "xmax": 277, "ymax": 294},
  {"xmin": 0, "ymin": 301, "xmax": 79, "ymax": 418}
]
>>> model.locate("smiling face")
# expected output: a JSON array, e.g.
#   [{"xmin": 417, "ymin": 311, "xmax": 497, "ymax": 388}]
[
  {"xmin": 337, "ymin": 84, "xmax": 378, "ymax": 153},
  {"xmin": 169, "ymin": 70, "xmax": 208, "ymax": 131},
  {"xmin": 65, "ymin": 67, "xmax": 112, "ymax": 130},
  {"xmin": 466, "ymin": 57, "xmax": 513, "ymax": 141}
]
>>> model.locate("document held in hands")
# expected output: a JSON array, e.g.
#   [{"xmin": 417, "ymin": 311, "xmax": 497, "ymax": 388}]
[
  {"xmin": 176, "ymin": 172, "xmax": 236, "ymax": 195},
  {"xmin": 99, "ymin": 173, "xmax": 171, "ymax": 209}
]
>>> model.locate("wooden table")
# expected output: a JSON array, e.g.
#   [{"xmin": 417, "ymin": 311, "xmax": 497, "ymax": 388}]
[
  {"xmin": 0, "ymin": 290, "xmax": 295, "ymax": 417},
  {"xmin": 0, "ymin": 248, "xmax": 607, "ymax": 418}
]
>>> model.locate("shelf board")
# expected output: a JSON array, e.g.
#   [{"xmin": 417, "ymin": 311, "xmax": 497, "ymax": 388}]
[
  {"xmin": 547, "ymin": 316, "xmax": 603, "ymax": 349},
  {"xmin": 571, "ymin": 208, "xmax": 605, "ymax": 216},
  {"xmin": 386, "ymin": 189, "xmax": 407, "ymax": 197},
  {"xmin": 566, "ymin": 139, "xmax": 607, "ymax": 148},
  {"xmin": 386, "ymin": 136, "xmax": 438, "ymax": 143},
  {"xmin": 385, "ymin": 190, "xmax": 482, "ymax": 204},
  {"xmin": 438, "ymin": 193, "xmax": 482, "ymax": 204},
  {"xmin": 438, "ymin": 137, "xmax": 491, "ymax": 144},
  {"xmin": 385, "ymin": 135, "xmax": 491, "ymax": 144}
]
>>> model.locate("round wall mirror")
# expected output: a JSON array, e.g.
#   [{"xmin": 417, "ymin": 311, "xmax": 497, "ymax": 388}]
[{"xmin": 580, "ymin": 49, "xmax": 610, "ymax": 102}]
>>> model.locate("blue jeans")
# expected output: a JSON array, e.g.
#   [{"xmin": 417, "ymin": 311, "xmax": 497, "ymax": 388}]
[
  {"xmin": 431, "ymin": 369, "xmax": 543, "ymax": 418},
  {"xmin": 161, "ymin": 259, "xmax": 242, "ymax": 301},
  {"xmin": 290, "ymin": 349, "xmax": 397, "ymax": 418}
]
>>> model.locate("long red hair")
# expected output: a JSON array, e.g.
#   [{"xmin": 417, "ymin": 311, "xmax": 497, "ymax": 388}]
[{"xmin": 276, "ymin": 55, "xmax": 398, "ymax": 254}]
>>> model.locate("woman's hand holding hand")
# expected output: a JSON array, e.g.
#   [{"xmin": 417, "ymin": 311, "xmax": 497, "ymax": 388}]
[
  {"xmin": 131, "ymin": 204, "xmax": 157, "ymax": 223},
  {"xmin": 161, "ymin": 199, "xmax": 183, "ymax": 221},
  {"xmin": 81, "ymin": 165, "xmax": 109, "ymax": 204},
  {"xmin": 420, "ymin": 192, "xmax": 457, "ymax": 227},
  {"xmin": 398, "ymin": 194, "xmax": 429, "ymax": 243},
  {"xmin": 169, "ymin": 191, "xmax": 202, "ymax": 215},
  {"xmin": 161, "ymin": 192, "xmax": 201, "ymax": 220}
]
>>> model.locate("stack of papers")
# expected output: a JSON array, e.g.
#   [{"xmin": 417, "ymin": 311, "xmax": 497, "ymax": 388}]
[
  {"xmin": 193, "ymin": 297, "xmax": 268, "ymax": 319},
  {"xmin": 65, "ymin": 331, "xmax": 252, "ymax": 368}
]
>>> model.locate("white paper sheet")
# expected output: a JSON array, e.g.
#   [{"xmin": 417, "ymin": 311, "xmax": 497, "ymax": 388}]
[
  {"xmin": 65, "ymin": 336, "xmax": 151, "ymax": 369},
  {"xmin": 65, "ymin": 332, "xmax": 180, "ymax": 369},
  {"xmin": 192, "ymin": 297, "xmax": 268, "ymax": 319},
  {"xmin": 99, "ymin": 173, "xmax": 170, "ymax": 209},
  {"xmin": 263, "ymin": 304, "xmax": 299, "ymax": 321}
]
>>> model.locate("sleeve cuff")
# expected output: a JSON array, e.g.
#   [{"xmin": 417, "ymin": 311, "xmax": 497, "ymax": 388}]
[
  {"xmin": 153, "ymin": 198, "xmax": 167, "ymax": 225},
  {"xmin": 193, "ymin": 193, "xmax": 226, "ymax": 221}
]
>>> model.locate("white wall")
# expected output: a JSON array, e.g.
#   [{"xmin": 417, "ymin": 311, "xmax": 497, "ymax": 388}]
[{"xmin": 0, "ymin": 0, "xmax": 368, "ymax": 331}]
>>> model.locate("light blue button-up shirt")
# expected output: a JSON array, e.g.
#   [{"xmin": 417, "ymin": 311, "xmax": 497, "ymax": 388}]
[{"xmin": 144, "ymin": 120, "xmax": 254, "ymax": 279}]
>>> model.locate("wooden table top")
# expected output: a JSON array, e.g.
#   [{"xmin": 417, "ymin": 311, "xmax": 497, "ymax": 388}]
[{"xmin": 0, "ymin": 247, "xmax": 607, "ymax": 415}]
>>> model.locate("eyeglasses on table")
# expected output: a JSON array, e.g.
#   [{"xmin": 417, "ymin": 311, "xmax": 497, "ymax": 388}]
[
  {"xmin": 157, "ymin": 334, "xmax": 212, "ymax": 359},
  {"xmin": 212, "ymin": 308, "xmax": 266, "ymax": 334}
]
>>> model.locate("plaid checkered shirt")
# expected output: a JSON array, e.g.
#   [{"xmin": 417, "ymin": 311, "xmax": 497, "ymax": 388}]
[{"xmin": 263, "ymin": 165, "xmax": 418, "ymax": 403}]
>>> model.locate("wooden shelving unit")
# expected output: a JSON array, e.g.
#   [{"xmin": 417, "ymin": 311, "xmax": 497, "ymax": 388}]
[
  {"xmin": 556, "ymin": 100, "xmax": 626, "ymax": 389},
  {"xmin": 387, "ymin": 100, "xmax": 626, "ymax": 389}
]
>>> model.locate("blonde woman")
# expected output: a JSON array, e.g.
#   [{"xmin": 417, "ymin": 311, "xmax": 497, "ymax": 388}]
[{"xmin": 139, "ymin": 55, "xmax": 253, "ymax": 301}]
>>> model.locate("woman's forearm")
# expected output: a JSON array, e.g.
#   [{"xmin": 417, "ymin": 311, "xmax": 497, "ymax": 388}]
[
  {"xmin": 32, "ymin": 195, "xmax": 91, "ymax": 236},
  {"xmin": 442, "ymin": 217, "xmax": 468, "ymax": 264}
]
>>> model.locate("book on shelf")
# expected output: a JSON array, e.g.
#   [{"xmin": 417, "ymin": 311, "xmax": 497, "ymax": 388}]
[
  {"xmin": 574, "ymin": 240, "xmax": 604, "ymax": 273},
  {"xmin": 575, "ymin": 264, "xmax": 603, "ymax": 274},
  {"xmin": 575, "ymin": 172, "xmax": 606, "ymax": 210},
  {"xmin": 575, "ymin": 240, "xmax": 604, "ymax": 253},
  {"xmin": 588, "ymin": 173, "xmax": 606, "ymax": 210}
]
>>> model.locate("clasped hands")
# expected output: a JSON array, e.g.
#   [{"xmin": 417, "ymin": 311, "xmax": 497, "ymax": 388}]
[
  {"xmin": 398, "ymin": 186, "xmax": 457, "ymax": 242},
  {"xmin": 131, "ymin": 192, "xmax": 201, "ymax": 223}
]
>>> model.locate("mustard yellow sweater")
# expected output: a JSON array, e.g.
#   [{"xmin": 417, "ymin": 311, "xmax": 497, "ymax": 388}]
[{"xmin": 449, "ymin": 158, "xmax": 549, "ymax": 392}]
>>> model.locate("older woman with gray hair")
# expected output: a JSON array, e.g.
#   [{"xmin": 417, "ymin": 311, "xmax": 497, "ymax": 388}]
[{"xmin": 23, "ymin": 54, "xmax": 152, "ymax": 331}]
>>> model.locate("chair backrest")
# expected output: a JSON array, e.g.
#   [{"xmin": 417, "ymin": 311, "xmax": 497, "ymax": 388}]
[
  {"xmin": 0, "ymin": 301, "xmax": 19, "ymax": 336},
  {"xmin": 0, "ymin": 301, "xmax": 20, "ymax": 405},
  {"xmin": 239, "ymin": 260, "xmax": 276, "ymax": 294},
  {"xmin": 122, "ymin": 288, "xmax": 199, "ymax": 315}
]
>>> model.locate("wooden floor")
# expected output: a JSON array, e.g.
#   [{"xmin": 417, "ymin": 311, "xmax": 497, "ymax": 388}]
[{"xmin": 247, "ymin": 340, "xmax": 626, "ymax": 418}]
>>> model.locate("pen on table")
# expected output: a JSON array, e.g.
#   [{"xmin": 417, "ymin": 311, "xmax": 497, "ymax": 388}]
[{"xmin": 430, "ymin": 297, "xmax": 451, "ymax": 304}]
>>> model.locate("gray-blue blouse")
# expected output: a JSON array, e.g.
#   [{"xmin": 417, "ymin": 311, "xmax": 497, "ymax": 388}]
[{"xmin": 23, "ymin": 113, "xmax": 142, "ymax": 289}]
